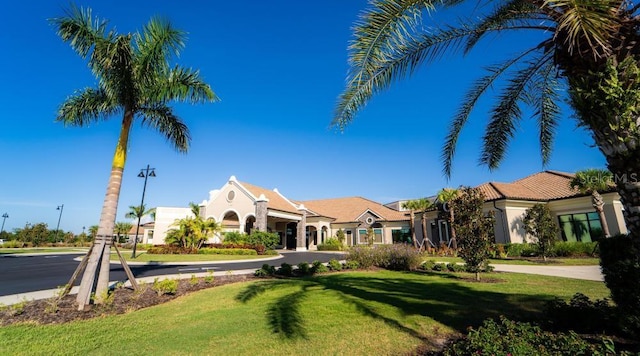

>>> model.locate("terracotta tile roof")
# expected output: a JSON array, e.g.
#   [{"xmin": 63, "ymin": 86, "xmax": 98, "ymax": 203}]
[
  {"xmin": 236, "ymin": 181, "xmax": 301, "ymax": 215},
  {"xmin": 477, "ymin": 171, "xmax": 580, "ymax": 201},
  {"xmin": 300, "ymin": 196, "xmax": 408, "ymax": 223}
]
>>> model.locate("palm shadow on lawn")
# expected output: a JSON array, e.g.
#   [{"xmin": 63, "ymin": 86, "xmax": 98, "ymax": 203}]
[{"xmin": 235, "ymin": 271, "xmax": 552, "ymax": 340}]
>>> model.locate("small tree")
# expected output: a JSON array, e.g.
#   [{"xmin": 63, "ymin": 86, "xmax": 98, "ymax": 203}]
[
  {"xmin": 366, "ymin": 227, "xmax": 375, "ymax": 246},
  {"xmin": 450, "ymin": 187, "xmax": 495, "ymax": 281},
  {"xmin": 335, "ymin": 229, "xmax": 346, "ymax": 245},
  {"xmin": 523, "ymin": 204, "xmax": 559, "ymax": 261}
]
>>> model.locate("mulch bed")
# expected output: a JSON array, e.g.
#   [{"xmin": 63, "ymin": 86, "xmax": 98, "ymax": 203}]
[{"xmin": 0, "ymin": 274, "xmax": 255, "ymax": 326}]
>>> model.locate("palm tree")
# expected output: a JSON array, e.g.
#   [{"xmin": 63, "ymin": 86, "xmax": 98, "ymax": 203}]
[
  {"xmin": 125, "ymin": 204, "xmax": 156, "ymax": 258},
  {"xmin": 167, "ymin": 216, "xmax": 221, "ymax": 249},
  {"xmin": 570, "ymin": 169, "xmax": 614, "ymax": 238},
  {"xmin": 334, "ymin": 1, "xmax": 640, "ymax": 240},
  {"xmin": 436, "ymin": 188, "xmax": 459, "ymax": 249},
  {"xmin": 402, "ymin": 198, "xmax": 433, "ymax": 249},
  {"xmin": 51, "ymin": 5, "xmax": 218, "ymax": 308},
  {"xmin": 114, "ymin": 221, "xmax": 133, "ymax": 243},
  {"xmin": 88, "ymin": 225, "xmax": 98, "ymax": 241}
]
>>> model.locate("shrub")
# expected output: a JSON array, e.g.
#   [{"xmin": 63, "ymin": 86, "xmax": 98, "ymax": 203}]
[
  {"xmin": 198, "ymin": 248, "xmax": 257, "ymax": 255},
  {"xmin": 246, "ymin": 231, "xmax": 280, "ymax": 250},
  {"xmin": 317, "ymin": 238, "xmax": 344, "ymax": 251},
  {"xmin": 223, "ymin": 231, "xmax": 247, "ymax": 244},
  {"xmin": 545, "ymin": 293, "xmax": 617, "ymax": 335},
  {"xmin": 255, "ymin": 264, "xmax": 276, "ymax": 277},
  {"xmin": 296, "ymin": 262, "xmax": 311, "ymax": 275},
  {"xmin": 432, "ymin": 263, "xmax": 446, "ymax": 271},
  {"xmin": 523, "ymin": 203, "xmax": 559, "ymax": 260},
  {"xmin": 551, "ymin": 241, "xmax": 598, "ymax": 257},
  {"xmin": 421, "ymin": 260, "xmax": 436, "ymax": 271},
  {"xmin": 147, "ymin": 245, "xmax": 198, "ymax": 254},
  {"xmin": 443, "ymin": 317, "xmax": 615, "ymax": 356},
  {"xmin": 376, "ymin": 244, "xmax": 422, "ymax": 271},
  {"xmin": 599, "ymin": 234, "xmax": 640, "ymax": 337},
  {"xmin": 277, "ymin": 263, "xmax": 293, "ymax": 276},
  {"xmin": 447, "ymin": 263, "xmax": 466, "ymax": 272},
  {"xmin": 327, "ymin": 259, "xmax": 342, "ymax": 271},
  {"xmin": 264, "ymin": 249, "xmax": 279, "ymax": 255},
  {"xmin": 346, "ymin": 246, "xmax": 379, "ymax": 269},
  {"xmin": 204, "ymin": 271, "xmax": 214, "ymax": 284},
  {"xmin": 311, "ymin": 260, "xmax": 329, "ymax": 274},
  {"xmin": 152, "ymin": 278, "xmax": 178, "ymax": 296},
  {"xmin": 344, "ymin": 260, "xmax": 360, "ymax": 270}
]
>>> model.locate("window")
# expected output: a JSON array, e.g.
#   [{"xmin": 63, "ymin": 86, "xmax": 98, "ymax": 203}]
[
  {"xmin": 358, "ymin": 228, "xmax": 383, "ymax": 244},
  {"xmin": 227, "ymin": 190, "xmax": 235, "ymax": 202},
  {"xmin": 558, "ymin": 212, "xmax": 603, "ymax": 242},
  {"xmin": 392, "ymin": 228, "xmax": 412, "ymax": 244}
]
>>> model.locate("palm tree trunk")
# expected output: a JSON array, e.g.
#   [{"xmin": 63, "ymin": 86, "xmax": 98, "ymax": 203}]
[
  {"xmin": 591, "ymin": 191, "xmax": 611, "ymax": 238},
  {"xmin": 421, "ymin": 212, "xmax": 428, "ymax": 252},
  {"xmin": 606, "ymin": 158, "xmax": 640, "ymax": 238},
  {"xmin": 76, "ymin": 112, "xmax": 132, "ymax": 309},
  {"xmin": 449, "ymin": 209, "xmax": 458, "ymax": 250},
  {"xmin": 409, "ymin": 210, "xmax": 417, "ymax": 249}
]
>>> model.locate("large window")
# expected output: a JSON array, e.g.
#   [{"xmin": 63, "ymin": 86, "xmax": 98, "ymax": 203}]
[
  {"xmin": 358, "ymin": 228, "xmax": 383, "ymax": 244},
  {"xmin": 392, "ymin": 228, "xmax": 412, "ymax": 244},
  {"xmin": 558, "ymin": 212, "xmax": 603, "ymax": 242}
]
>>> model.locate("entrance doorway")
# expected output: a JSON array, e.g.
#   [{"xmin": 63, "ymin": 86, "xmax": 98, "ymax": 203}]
[{"xmin": 286, "ymin": 222, "xmax": 297, "ymax": 249}]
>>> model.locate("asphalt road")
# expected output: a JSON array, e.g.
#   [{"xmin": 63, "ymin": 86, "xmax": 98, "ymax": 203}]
[{"xmin": 0, "ymin": 251, "xmax": 345, "ymax": 296}]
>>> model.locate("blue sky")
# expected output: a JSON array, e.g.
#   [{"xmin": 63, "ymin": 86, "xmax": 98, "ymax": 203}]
[{"xmin": 0, "ymin": 1, "xmax": 606, "ymax": 234}]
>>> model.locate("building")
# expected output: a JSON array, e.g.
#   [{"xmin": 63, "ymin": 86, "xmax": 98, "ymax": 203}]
[{"xmin": 152, "ymin": 171, "xmax": 628, "ymax": 249}]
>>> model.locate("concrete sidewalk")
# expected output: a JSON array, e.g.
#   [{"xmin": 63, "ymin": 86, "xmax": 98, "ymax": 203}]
[{"xmin": 492, "ymin": 264, "xmax": 604, "ymax": 281}]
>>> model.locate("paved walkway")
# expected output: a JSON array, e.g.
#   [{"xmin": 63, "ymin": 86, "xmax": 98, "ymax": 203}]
[{"xmin": 492, "ymin": 264, "xmax": 603, "ymax": 281}]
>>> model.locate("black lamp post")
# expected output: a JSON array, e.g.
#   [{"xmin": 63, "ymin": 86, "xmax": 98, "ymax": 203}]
[
  {"xmin": 1, "ymin": 213, "xmax": 8, "ymax": 233},
  {"xmin": 132, "ymin": 165, "xmax": 155, "ymax": 258},
  {"xmin": 55, "ymin": 205, "xmax": 64, "ymax": 242}
]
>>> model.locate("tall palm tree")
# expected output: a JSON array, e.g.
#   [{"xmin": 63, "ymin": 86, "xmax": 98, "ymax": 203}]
[
  {"xmin": 570, "ymin": 169, "xmax": 614, "ymax": 238},
  {"xmin": 51, "ymin": 5, "xmax": 218, "ymax": 308},
  {"xmin": 114, "ymin": 221, "xmax": 133, "ymax": 243},
  {"xmin": 125, "ymin": 204, "xmax": 156, "ymax": 258},
  {"xmin": 334, "ymin": 0, "xmax": 640, "ymax": 240},
  {"xmin": 402, "ymin": 198, "xmax": 433, "ymax": 249},
  {"xmin": 88, "ymin": 225, "xmax": 98, "ymax": 241},
  {"xmin": 436, "ymin": 188, "xmax": 459, "ymax": 249}
]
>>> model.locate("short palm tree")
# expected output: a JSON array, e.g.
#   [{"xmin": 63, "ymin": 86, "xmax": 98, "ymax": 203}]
[
  {"xmin": 335, "ymin": 0, "xmax": 640, "ymax": 240},
  {"xmin": 125, "ymin": 204, "xmax": 156, "ymax": 258},
  {"xmin": 436, "ymin": 188, "xmax": 459, "ymax": 249},
  {"xmin": 114, "ymin": 221, "xmax": 133, "ymax": 243},
  {"xmin": 402, "ymin": 198, "xmax": 433, "ymax": 249},
  {"xmin": 51, "ymin": 5, "xmax": 218, "ymax": 308},
  {"xmin": 570, "ymin": 169, "xmax": 614, "ymax": 238}
]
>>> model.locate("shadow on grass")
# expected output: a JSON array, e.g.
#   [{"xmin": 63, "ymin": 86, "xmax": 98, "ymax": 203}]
[{"xmin": 236, "ymin": 271, "xmax": 557, "ymax": 341}]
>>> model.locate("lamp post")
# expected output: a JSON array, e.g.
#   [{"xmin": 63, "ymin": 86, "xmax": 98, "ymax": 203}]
[
  {"xmin": 132, "ymin": 164, "xmax": 155, "ymax": 258},
  {"xmin": 55, "ymin": 204, "xmax": 64, "ymax": 243},
  {"xmin": 1, "ymin": 213, "xmax": 8, "ymax": 233}
]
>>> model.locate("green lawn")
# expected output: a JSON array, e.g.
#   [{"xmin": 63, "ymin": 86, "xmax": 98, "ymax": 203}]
[
  {"xmin": 110, "ymin": 252, "xmax": 276, "ymax": 263},
  {"xmin": 0, "ymin": 248, "xmax": 88, "ymax": 254},
  {"xmin": 424, "ymin": 256, "xmax": 600, "ymax": 266},
  {"xmin": 0, "ymin": 270, "xmax": 609, "ymax": 355}
]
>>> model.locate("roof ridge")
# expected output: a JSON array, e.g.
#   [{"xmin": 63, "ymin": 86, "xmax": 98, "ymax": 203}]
[{"xmin": 487, "ymin": 182, "xmax": 506, "ymax": 199}]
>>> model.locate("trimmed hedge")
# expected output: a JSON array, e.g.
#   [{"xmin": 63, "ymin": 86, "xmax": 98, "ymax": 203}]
[
  {"xmin": 347, "ymin": 244, "xmax": 422, "ymax": 271},
  {"xmin": 317, "ymin": 238, "xmax": 344, "ymax": 251},
  {"xmin": 501, "ymin": 241, "xmax": 598, "ymax": 258},
  {"xmin": 198, "ymin": 248, "xmax": 257, "ymax": 255}
]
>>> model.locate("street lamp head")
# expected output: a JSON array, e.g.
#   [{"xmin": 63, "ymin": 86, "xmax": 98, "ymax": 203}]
[
  {"xmin": 2, "ymin": 213, "xmax": 8, "ymax": 218},
  {"xmin": 138, "ymin": 171, "xmax": 145, "ymax": 178},
  {"xmin": 149, "ymin": 170, "xmax": 156, "ymax": 177}
]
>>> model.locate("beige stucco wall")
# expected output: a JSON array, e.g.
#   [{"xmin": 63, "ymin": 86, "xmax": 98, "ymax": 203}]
[
  {"xmin": 330, "ymin": 221, "xmax": 409, "ymax": 246},
  {"xmin": 203, "ymin": 180, "xmax": 258, "ymax": 235},
  {"xmin": 153, "ymin": 207, "xmax": 193, "ymax": 245}
]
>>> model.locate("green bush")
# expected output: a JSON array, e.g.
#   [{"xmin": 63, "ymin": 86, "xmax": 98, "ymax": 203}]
[
  {"xmin": 311, "ymin": 260, "xmax": 329, "ymax": 274},
  {"xmin": 264, "ymin": 249, "xmax": 279, "ymax": 255},
  {"xmin": 421, "ymin": 260, "xmax": 436, "ymax": 271},
  {"xmin": 599, "ymin": 234, "xmax": 640, "ymax": 337},
  {"xmin": 198, "ymin": 248, "xmax": 257, "ymax": 255},
  {"xmin": 432, "ymin": 262, "xmax": 446, "ymax": 271},
  {"xmin": 296, "ymin": 262, "xmax": 311, "ymax": 275},
  {"xmin": 327, "ymin": 259, "xmax": 342, "ymax": 271},
  {"xmin": 246, "ymin": 231, "xmax": 280, "ymax": 250},
  {"xmin": 277, "ymin": 263, "xmax": 293, "ymax": 276},
  {"xmin": 443, "ymin": 317, "xmax": 616, "ymax": 355},
  {"xmin": 446, "ymin": 263, "xmax": 466, "ymax": 272},
  {"xmin": 344, "ymin": 260, "xmax": 360, "ymax": 270},
  {"xmin": 376, "ymin": 244, "xmax": 423, "ymax": 271},
  {"xmin": 550, "ymin": 241, "xmax": 598, "ymax": 257},
  {"xmin": 223, "ymin": 231, "xmax": 247, "ymax": 244},
  {"xmin": 346, "ymin": 246, "xmax": 380, "ymax": 269},
  {"xmin": 254, "ymin": 264, "xmax": 276, "ymax": 278},
  {"xmin": 1, "ymin": 240, "xmax": 24, "ymax": 248},
  {"xmin": 545, "ymin": 293, "xmax": 617, "ymax": 335},
  {"xmin": 147, "ymin": 246, "xmax": 198, "ymax": 254},
  {"xmin": 317, "ymin": 237, "xmax": 344, "ymax": 251},
  {"xmin": 152, "ymin": 278, "xmax": 178, "ymax": 296}
]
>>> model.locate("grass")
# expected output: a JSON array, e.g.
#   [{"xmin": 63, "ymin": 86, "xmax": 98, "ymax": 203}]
[
  {"xmin": 0, "ymin": 270, "xmax": 609, "ymax": 355},
  {"xmin": 0, "ymin": 247, "xmax": 88, "ymax": 254},
  {"xmin": 423, "ymin": 256, "xmax": 600, "ymax": 266},
  {"xmin": 110, "ymin": 252, "xmax": 275, "ymax": 263}
]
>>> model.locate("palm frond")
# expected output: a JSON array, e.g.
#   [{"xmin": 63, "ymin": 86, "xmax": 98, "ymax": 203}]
[
  {"xmin": 135, "ymin": 17, "xmax": 186, "ymax": 84},
  {"xmin": 334, "ymin": 25, "xmax": 478, "ymax": 129},
  {"xmin": 481, "ymin": 52, "xmax": 554, "ymax": 169},
  {"xmin": 149, "ymin": 66, "xmax": 218, "ymax": 104},
  {"xmin": 91, "ymin": 35, "xmax": 136, "ymax": 106},
  {"xmin": 545, "ymin": 0, "xmax": 620, "ymax": 58},
  {"xmin": 49, "ymin": 4, "xmax": 111, "ymax": 58},
  {"xmin": 527, "ymin": 60, "xmax": 561, "ymax": 165},
  {"xmin": 56, "ymin": 87, "xmax": 117, "ymax": 126},
  {"xmin": 138, "ymin": 105, "xmax": 190, "ymax": 153},
  {"xmin": 465, "ymin": 0, "xmax": 549, "ymax": 53},
  {"xmin": 441, "ymin": 45, "xmax": 542, "ymax": 178}
]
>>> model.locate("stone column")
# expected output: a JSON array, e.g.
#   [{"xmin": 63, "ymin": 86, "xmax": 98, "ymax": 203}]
[
  {"xmin": 296, "ymin": 205, "xmax": 307, "ymax": 251},
  {"xmin": 255, "ymin": 194, "xmax": 269, "ymax": 231}
]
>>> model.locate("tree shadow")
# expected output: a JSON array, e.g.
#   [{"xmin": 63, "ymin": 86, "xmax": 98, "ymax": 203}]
[{"xmin": 235, "ymin": 272, "xmax": 558, "ymax": 341}]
